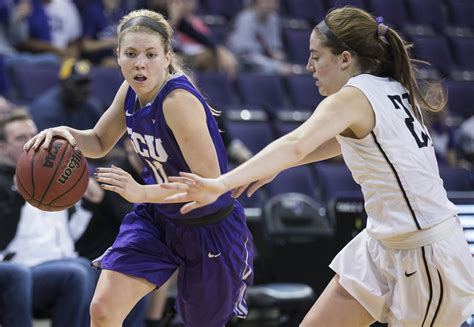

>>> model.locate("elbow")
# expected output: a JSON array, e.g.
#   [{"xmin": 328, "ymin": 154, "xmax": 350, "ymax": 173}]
[{"xmin": 288, "ymin": 138, "xmax": 310, "ymax": 162}]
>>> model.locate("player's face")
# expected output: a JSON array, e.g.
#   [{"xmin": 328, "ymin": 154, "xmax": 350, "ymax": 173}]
[
  {"xmin": 306, "ymin": 30, "xmax": 349, "ymax": 96},
  {"xmin": 2, "ymin": 119, "xmax": 37, "ymax": 166},
  {"xmin": 118, "ymin": 31, "xmax": 171, "ymax": 102}
]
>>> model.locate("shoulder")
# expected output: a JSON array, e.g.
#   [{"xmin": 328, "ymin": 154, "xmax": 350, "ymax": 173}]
[
  {"xmin": 236, "ymin": 9, "xmax": 256, "ymax": 24},
  {"xmin": 163, "ymin": 88, "xmax": 203, "ymax": 114},
  {"xmin": 327, "ymin": 86, "xmax": 372, "ymax": 116}
]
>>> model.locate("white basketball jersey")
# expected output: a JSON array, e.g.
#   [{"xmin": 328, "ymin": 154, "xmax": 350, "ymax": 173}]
[{"xmin": 336, "ymin": 74, "xmax": 458, "ymax": 239}]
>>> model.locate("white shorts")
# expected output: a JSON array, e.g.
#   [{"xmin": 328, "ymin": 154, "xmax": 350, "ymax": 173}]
[{"xmin": 329, "ymin": 219, "xmax": 474, "ymax": 326}]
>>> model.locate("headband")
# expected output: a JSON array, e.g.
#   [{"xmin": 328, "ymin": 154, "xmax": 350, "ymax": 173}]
[
  {"xmin": 120, "ymin": 16, "xmax": 167, "ymax": 40},
  {"xmin": 316, "ymin": 19, "xmax": 355, "ymax": 53}
]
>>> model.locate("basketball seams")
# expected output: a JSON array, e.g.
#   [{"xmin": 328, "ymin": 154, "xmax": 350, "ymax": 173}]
[
  {"xmin": 47, "ymin": 158, "xmax": 88, "ymax": 207},
  {"xmin": 15, "ymin": 174, "xmax": 32, "ymax": 200},
  {"xmin": 38, "ymin": 141, "xmax": 69, "ymax": 206},
  {"xmin": 16, "ymin": 139, "xmax": 89, "ymax": 211},
  {"xmin": 31, "ymin": 150, "xmax": 36, "ymax": 198}
]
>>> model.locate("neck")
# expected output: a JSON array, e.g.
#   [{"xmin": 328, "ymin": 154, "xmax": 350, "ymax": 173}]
[{"xmin": 138, "ymin": 71, "xmax": 170, "ymax": 106}]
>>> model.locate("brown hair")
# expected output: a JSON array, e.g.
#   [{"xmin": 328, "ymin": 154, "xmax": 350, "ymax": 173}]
[
  {"xmin": 315, "ymin": 6, "xmax": 445, "ymax": 116},
  {"xmin": 0, "ymin": 109, "xmax": 32, "ymax": 141}
]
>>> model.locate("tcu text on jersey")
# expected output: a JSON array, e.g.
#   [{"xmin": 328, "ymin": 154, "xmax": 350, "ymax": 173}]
[{"xmin": 127, "ymin": 127, "xmax": 169, "ymax": 184}]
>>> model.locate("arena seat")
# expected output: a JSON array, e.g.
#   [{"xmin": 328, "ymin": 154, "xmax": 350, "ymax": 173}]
[
  {"xmin": 443, "ymin": 80, "xmax": 474, "ymax": 119},
  {"xmin": 236, "ymin": 73, "xmax": 286, "ymax": 110},
  {"xmin": 195, "ymin": 71, "xmax": 236, "ymax": 108},
  {"xmin": 283, "ymin": 29, "xmax": 312, "ymax": 65},
  {"xmin": 405, "ymin": 0, "xmax": 447, "ymax": 32},
  {"xmin": 286, "ymin": 74, "xmax": 324, "ymax": 110},
  {"xmin": 367, "ymin": 0, "xmax": 410, "ymax": 30},
  {"xmin": 446, "ymin": 0, "xmax": 474, "ymax": 29},
  {"xmin": 266, "ymin": 166, "xmax": 317, "ymax": 198},
  {"xmin": 450, "ymin": 36, "xmax": 474, "ymax": 71},
  {"xmin": 410, "ymin": 35, "xmax": 455, "ymax": 76},
  {"xmin": 10, "ymin": 64, "xmax": 59, "ymax": 102}
]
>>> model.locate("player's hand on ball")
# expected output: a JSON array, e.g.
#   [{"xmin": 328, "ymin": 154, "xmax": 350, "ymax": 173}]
[
  {"xmin": 94, "ymin": 165, "xmax": 144, "ymax": 203},
  {"xmin": 24, "ymin": 126, "xmax": 76, "ymax": 151}
]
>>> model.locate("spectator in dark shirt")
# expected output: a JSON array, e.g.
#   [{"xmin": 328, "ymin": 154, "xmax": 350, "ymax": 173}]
[{"xmin": 29, "ymin": 58, "xmax": 104, "ymax": 131}]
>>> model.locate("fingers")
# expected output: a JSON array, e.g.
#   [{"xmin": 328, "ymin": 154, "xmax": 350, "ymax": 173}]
[
  {"xmin": 231, "ymin": 185, "xmax": 248, "ymax": 198},
  {"xmin": 180, "ymin": 201, "xmax": 204, "ymax": 214},
  {"xmin": 247, "ymin": 180, "xmax": 265, "ymax": 197},
  {"xmin": 23, "ymin": 128, "xmax": 77, "ymax": 151},
  {"xmin": 167, "ymin": 176, "xmax": 196, "ymax": 185},
  {"xmin": 42, "ymin": 130, "xmax": 54, "ymax": 150},
  {"xmin": 178, "ymin": 172, "xmax": 202, "ymax": 182}
]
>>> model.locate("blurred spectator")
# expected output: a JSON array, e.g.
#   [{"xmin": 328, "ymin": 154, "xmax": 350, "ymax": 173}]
[
  {"xmin": 215, "ymin": 114, "xmax": 253, "ymax": 165},
  {"xmin": 29, "ymin": 58, "xmax": 103, "ymax": 131},
  {"xmin": 72, "ymin": 140, "xmax": 142, "ymax": 260},
  {"xmin": 141, "ymin": 0, "xmax": 238, "ymax": 77},
  {"xmin": 455, "ymin": 116, "xmax": 474, "ymax": 170},
  {"xmin": 0, "ymin": 109, "xmax": 95, "ymax": 326},
  {"xmin": 227, "ymin": 0, "xmax": 302, "ymax": 75},
  {"xmin": 0, "ymin": 95, "xmax": 16, "ymax": 120},
  {"xmin": 80, "ymin": 0, "xmax": 132, "ymax": 67},
  {"xmin": 71, "ymin": 139, "xmax": 149, "ymax": 326},
  {"xmin": 17, "ymin": 0, "xmax": 82, "ymax": 61},
  {"xmin": 425, "ymin": 110, "xmax": 458, "ymax": 167},
  {"xmin": 0, "ymin": 0, "xmax": 59, "ymax": 85}
]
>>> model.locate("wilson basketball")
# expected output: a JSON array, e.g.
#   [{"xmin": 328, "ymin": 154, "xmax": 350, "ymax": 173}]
[{"xmin": 15, "ymin": 138, "xmax": 89, "ymax": 211}]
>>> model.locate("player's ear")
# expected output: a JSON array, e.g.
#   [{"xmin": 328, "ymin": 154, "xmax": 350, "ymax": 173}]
[
  {"xmin": 340, "ymin": 50, "xmax": 353, "ymax": 70},
  {"xmin": 116, "ymin": 47, "xmax": 122, "ymax": 67}
]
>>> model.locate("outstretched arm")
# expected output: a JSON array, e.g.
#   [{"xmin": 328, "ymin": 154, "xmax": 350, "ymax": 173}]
[{"xmin": 163, "ymin": 86, "xmax": 374, "ymax": 213}]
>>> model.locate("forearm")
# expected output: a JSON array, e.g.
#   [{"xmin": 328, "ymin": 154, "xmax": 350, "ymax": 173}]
[
  {"xmin": 81, "ymin": 38, "xmax": 116, "ymax": 53},
  {"xmin": 142, "ymin": 184, "xmax": 191, "ymax": 203},
  {"xmin": 64, "ymin": 127, "xmax": 110, "ymax": 158},
  {"xmin": 17, "ymin": 39, "xmax": 61, "ymax": 55},
  {"xmin": 291, "ymin": 138, "xmax": 341, "ymax": 167},
  {"xmin": 221, "ymin": 135, "xmax": 309, "ymax": 191}
]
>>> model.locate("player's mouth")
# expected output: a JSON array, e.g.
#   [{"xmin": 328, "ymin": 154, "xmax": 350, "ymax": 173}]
[{"xmin": 134, "ymin": 74, "xmax": 147, "ymax": 82}]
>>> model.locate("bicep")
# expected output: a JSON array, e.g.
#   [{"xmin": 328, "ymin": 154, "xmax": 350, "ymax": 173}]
[
  {"xmin": 289, "ymin": 87, "xmax": 372, "ymax": 156},
  {"xmin": 164, "ymin": 90, "xmax": 221, "ymax": 178}
]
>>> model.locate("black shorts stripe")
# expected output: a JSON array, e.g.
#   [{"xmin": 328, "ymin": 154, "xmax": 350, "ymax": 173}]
[
  {"xmin": 421, "ymin": 246, "xmax": 433, "ymax": 327},
  {"xmin": 431, "ymin": 270, "xmax": 444, "ymax": 326},
  {"xmin": 371, "ymin": 132, "xmax": 421, "ymax": 230}
]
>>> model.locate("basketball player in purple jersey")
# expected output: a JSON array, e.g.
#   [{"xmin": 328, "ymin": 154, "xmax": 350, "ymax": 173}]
[{"xmin": 24, "ymin": 9, "xmax": 253, "ymax": 327}]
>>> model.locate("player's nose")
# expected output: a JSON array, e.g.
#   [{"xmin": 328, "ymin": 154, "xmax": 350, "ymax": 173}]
[{"xmin": 134, "ymin": 54, "xmax": 145, "ymax": 68}]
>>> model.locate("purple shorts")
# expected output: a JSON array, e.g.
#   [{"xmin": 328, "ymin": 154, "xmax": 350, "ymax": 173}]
[{"xmin": 93, "ymin": 201, "xmax": 254, "ymax": 327}]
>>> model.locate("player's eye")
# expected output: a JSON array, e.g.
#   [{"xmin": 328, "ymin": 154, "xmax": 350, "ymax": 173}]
[
  {"xmin": 125, "ymin": 52, "xmax": 136, "ymax": 58},
  {"xmin": 146, "ymin": 53, "xmax": 158, "ymax": 59}
]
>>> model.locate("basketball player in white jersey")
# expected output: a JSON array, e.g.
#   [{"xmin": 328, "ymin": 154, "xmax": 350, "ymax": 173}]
[{"xmin": 161, "ymin": 6, "xmax": 474, "ymax": 327}]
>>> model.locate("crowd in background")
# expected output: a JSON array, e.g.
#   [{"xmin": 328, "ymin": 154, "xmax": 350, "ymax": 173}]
[{"xmin": 0, "ymin": 0, "xmax": 472, "ymax": 326}]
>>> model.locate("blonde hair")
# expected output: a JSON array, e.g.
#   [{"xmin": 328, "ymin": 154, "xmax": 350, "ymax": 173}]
[
  {"xmin": 315, "ymin": 6, "xmax": 445, "ymax": 116},
  {"xmin": 117, "ymin": 9, "xmax": 220, "ymax": 116},
  {"xmin": 117, "ymin": 9, "xmax": 183, "ymax": 75}
]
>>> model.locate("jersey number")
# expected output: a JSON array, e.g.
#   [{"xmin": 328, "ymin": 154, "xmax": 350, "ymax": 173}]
[
  {"xmin": 387, "ymin": 93, "xmax": 430, "ymax": 148},
  {"xmin": 144, "ymin": 159, "xmax": 168, "ymax": 184}
]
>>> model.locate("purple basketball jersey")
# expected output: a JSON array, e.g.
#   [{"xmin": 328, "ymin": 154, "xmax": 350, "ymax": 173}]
[{"xmin": 123, "ymin": 73, "xmax": 232, "ymax": 220}]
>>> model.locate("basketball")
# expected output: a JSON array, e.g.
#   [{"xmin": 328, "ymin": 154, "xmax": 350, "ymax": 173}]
[{"xmin": 15, "ymin": 138, "xmax": 89, "ymax": 211}]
